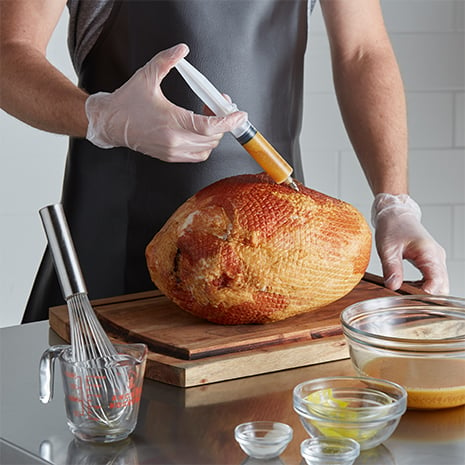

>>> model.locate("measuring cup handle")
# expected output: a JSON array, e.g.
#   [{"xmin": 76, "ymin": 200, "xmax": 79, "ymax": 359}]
[{"xmin": 39, "ymin": 345, "xmax": 69, "ymax": 404}]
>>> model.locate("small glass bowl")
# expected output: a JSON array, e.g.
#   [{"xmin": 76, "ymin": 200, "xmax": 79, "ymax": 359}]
[
  {"xmin": 301, "ymin": 437, "xmax": 360, "ymax": 465},
  {"xmin": 341, "ymin": 295, "xmax": 465, "ymax": 409},
  {"xmin": 234, "ymin": 421, "xmax": 293, "ymax": 459},
  {"xmin": 293, "ymin": 376, "xmax": 407, "ymax": 450}
]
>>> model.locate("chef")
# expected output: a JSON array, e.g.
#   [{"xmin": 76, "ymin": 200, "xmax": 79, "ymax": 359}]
[{"xmin": 0, "ymin": 0, "xmax": 449, "ymax": 323}]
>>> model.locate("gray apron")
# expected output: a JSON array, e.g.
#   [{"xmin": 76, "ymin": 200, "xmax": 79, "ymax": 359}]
[{"xmin": 23, "ymin": 0, "xmax": 308, "ymax": 322}]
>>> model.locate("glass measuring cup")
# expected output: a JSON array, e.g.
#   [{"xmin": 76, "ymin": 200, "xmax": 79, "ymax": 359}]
[{"xmin": 39, "ymin": 343, "xmax": 147, "ymax": 443}]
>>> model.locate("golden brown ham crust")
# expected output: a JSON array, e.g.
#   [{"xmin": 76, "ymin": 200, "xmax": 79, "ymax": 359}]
[{"xmin": 146, "ymin": 173, "xmax": 372, "ymax": 324}]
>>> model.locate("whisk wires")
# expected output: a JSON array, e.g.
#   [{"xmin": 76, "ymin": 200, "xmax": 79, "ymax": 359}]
[{"xmin": 68, "ymin": 293, "xmax": 117, "ymax": 362}]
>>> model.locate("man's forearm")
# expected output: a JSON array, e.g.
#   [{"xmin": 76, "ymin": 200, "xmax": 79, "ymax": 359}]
[
  {"xmin": 332, "ymin": 46, "xmax": 409, "ymax": 195},
  {"xmin": 0, "ymin": 42, "xmax": 88, "ymax": 138}
]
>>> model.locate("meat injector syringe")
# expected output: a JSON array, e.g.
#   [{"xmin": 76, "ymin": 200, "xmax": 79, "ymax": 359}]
[{"xmin": 175, "ymin": 58, "xmax": 299, "ymax": 191}]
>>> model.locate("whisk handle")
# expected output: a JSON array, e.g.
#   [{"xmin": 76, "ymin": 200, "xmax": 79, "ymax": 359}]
[{"xmin": 39, "ymin": 204, "xmax": 87, "ymax": 298}]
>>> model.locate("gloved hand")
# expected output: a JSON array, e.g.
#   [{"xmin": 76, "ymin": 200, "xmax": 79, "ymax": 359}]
[
  {"xmin": 85, "ymin": 43, "xmax": 247, "ymax": 162},
  {"xmin": 371, "ymin": 193, "xmax": 449, "ymax": 295}
]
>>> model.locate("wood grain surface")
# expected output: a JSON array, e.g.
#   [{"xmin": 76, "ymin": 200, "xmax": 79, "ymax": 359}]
[{"xmin": 48, "ymin": 273, "xmax": 422, "ymax": 387}]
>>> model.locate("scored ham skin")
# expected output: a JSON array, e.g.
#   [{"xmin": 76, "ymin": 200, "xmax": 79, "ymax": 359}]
[{"xmin": 146, "ymin": 173, "xmax": 372, "ymax": 324}]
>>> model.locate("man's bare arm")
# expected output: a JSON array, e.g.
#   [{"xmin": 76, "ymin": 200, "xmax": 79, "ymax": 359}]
[
  {"xmin": 0, "ymin": 0, "xmax": 88, "ymax": 137},
  {"xmin": 320, "ymin": 0, "xmax": 408, "ymax": 195}
]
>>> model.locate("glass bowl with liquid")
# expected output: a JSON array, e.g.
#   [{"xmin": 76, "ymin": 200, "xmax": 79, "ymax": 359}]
[
  {"xmin": 293, "ymin": 376, "xmax": 407, "ymax": 450},
  {"xmin": 341, "ymin": 295, "xmax": 465, "ymax": 409}
]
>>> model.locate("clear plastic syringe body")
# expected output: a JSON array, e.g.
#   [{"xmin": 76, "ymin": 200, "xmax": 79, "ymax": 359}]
[{"xmin": 175, "ymin": 58, "xmax": 298, "ymax": 190}]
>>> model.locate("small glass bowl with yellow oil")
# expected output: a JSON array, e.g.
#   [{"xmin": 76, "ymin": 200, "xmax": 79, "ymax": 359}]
[
  {"xmin": 293, "ymin": 376, "xmax": 407, "ymax": 450},
  {"xmin": 341, "ymin": 295, "xmax": 465, "ymax": 410}
]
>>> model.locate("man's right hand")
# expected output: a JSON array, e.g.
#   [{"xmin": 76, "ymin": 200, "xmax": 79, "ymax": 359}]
[{"xmin": 85, "ymin": 43, "xmax": 247, "ymax": 162}]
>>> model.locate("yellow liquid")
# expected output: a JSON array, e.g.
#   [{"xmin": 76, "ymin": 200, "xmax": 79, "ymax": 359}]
[
  {"xmin": 362, "ymin": 357, "xmax": 465, "ymax": 409},
  {"xmin": 242, "ymin": 132, "xmax": 293, "ymax": 184}
]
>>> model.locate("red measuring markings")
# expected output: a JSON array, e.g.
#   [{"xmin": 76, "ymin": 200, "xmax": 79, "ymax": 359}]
[
  {"xmin": 64, "ymin": 370, "xmax": 86, "ymax": 417},
  {"xmin": 83, "ymin": 374, "xmax": 109, "ymax": 420},
  {"xmin": 108, "ymin": 369, "xmax": 142, "ymax": 409},
  {"xmin": 109, "ymin": 386, "xmax": 141, "ymax": 409},
  {"xmin": 63, "ymin": 363, "xmax": 142, "ymax": 421}
]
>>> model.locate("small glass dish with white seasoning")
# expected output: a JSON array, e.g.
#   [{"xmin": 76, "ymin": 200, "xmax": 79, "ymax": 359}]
[
  {"xmin": 234, "ymin": 421, "xmax": 293, "ymax": 459},
  {"xmin": 301, "ymin": 437, "xmax": 360, "ymax": 465}
]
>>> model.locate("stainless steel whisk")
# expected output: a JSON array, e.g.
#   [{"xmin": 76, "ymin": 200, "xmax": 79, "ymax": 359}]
[
  {"xmin": 40, "ymin": 204, "xmax": 130, "ymax": 424},
  {"xmin": 40, "ymin": 204, "xmax": 117, "ymax": 362}
]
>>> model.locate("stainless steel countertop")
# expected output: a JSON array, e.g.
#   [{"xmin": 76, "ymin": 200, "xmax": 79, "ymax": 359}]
[{"xmin": 1, "ymin": 321, "xmax": 464, "ymax": 465}]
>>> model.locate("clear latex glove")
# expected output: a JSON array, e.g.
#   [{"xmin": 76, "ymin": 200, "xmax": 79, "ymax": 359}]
[
  {"xmin": 371, "ymin": 193, "xmax": 449, "ymax": 295},
  {"xmin": 85, "ymin": 43, "xmax": 247, "ymax": 162}
]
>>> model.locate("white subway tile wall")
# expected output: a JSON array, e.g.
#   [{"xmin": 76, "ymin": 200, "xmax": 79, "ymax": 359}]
[
  {"xmin": 302, "ymin": 0, "xmax": 465, "ymax": 297},
  {"xmin": 0, "ymin": 1, "xmax": 464, "ymax": 327},
  {"xmin": 456, "ymin": 92, "xmax": 465, "ymax": 146},
  {"xmin": 455, "ymin": 205, "xmax": 465, "ymax": 259}
]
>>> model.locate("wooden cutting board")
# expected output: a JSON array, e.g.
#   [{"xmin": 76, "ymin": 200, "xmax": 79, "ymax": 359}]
[{"xmin": 49, "ymin": 273, "xmax": 422, "ymax": 387}]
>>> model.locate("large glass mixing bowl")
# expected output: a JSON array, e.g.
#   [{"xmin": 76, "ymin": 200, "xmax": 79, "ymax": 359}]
[{"xmin": 341, "ymin": 295, "xmax": 465, "ymax": 409}]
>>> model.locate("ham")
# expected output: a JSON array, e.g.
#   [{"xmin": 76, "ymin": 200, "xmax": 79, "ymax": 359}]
[{"xmin": 146, "ymin": 173, "xmax": 372, "ymax": 324}]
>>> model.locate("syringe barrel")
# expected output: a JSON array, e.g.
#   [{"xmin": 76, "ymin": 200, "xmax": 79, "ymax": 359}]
[{"xmin": 232, "ymin": 121, "xmax": 293, "ymax": 185}]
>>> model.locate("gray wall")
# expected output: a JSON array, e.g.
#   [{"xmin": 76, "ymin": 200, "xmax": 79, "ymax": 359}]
[{"xmin": 1, "ymin": 1, "xmax": 464, "ymax": 327}]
